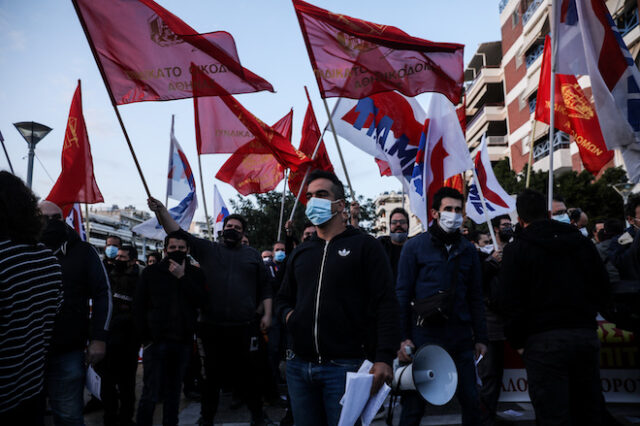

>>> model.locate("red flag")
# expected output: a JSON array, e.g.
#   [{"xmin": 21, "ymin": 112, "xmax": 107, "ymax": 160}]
[
  {"xmin": 288, "ymin": 89, "xmax": 334, "ymax": 202},
  {"xmin": 73, "ymin": 0, "xmax": 273, "ymax": 105},
  {"xmin": 456, "ymin": 96, "xmax": 467, "ymax": 135},
  {"xmin": 374, "ymin": 158, "xmax": 393, "ymax": 177},
  {"xmin": 195, "ymin": 95, "xmax": 254, "ymax": 154},
  {"xmin": 192, "ymin": 65, "xmax": 309, "ymax": 171},
  {"xmin": 216, "ymin": 111, "xmax": 294, "ymax": 195},
  {"xmin": 292, "ymin": 0, "xmax": 464, "ymax": 104},
  {"xmin": 535, "ymin": 36, "xmax": 613, "ymax": 175},
  {"xmin": 444, "ymin": 174, "xmax": 464, "ymax": 193},
  {"xmin": 47, "ymin": 81, "xmax": 104, "ymax": 207}
]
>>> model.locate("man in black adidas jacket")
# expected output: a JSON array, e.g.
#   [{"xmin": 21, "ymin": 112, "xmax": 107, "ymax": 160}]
[
  {"xmin": 276, "ymin": 170, "xmax": 399, "ymax": 426},
  {"xmin": 39, "ymin": 201, "xmax": 112, "ymax": 426}
]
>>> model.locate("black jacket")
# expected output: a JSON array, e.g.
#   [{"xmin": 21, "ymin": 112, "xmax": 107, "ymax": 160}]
[
  {"xmin": 108, "ymin": 264, "xmax": 140, "ymax": 343},
  {"xmin": 134, "ymin": 260, "xmax": 206, "ymax": 344},
  {"xmin": 497, "ymin": 220, "xmax": 610, "ymax": 349},
  {"xmin": 50, "ymin": 226, "xmax": 111, "ymax": 353},
  {"xmin": 176, "ymin": 229, "xmax": 272, "ymax": 325},
  {"xmin": 276, "ymin": 227, "xmax": 399, "ymax": 366}
]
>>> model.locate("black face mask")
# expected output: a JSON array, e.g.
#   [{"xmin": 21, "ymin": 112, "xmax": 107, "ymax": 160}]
[
  {"xmin": 498, "ymin": 229, "xmax": 514, "ymax": 242},
  {"xmin": 166, "ymin": 250, "xmax": 187, "ymax": 264},
  {"xmin": 222, "ymin": 228, "xmax": 242, "ymax": 247},
  {"xmin": 41, "ymin": 220, "xmax": 67, "ymax": 250},
  {"xmin": 114, "ymin": 259, "xmax": 129, "ymax": 273}
]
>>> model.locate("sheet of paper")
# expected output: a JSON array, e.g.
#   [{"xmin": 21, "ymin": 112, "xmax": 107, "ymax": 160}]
[
  {"xmin": 85, "ymin": 365, "xmax": 101, "ymax": 400},
  {"xmin": 338, "ymin": 372, "xmax": 373, "ymax": 426},
  {"xmin": 474, "ymin": 354, "xmax": 483, "ymax": 386},
  {"xmin": 360, "ymin": 382, "xmax": 391, "ymax": 426}
]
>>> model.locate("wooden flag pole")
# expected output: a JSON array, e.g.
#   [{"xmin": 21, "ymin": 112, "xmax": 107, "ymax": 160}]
[
  {"xmin": 0, "ymin": 135, "xmax": 14, "ymax": 174},
  {"xmin": 71, "ymin": 0, "xmax": 151, "ymax": 198},
  {"xmin": 321, "ymin": 97, "xmax": 356, "ymax": 200},
  {"xmin": 197, "ymin": 154, "xmax": 214, "ymax": 241},
  {"xmin": 165, "ymin": 116, "xmax": 174, "ymax": 208},
  {"xmin": 525, "ymin": 118, "xmax": 538, "ymax": 188},
  {"xmin": 277, "ymin": 170, "xmax": 289, "ymax": 241}
]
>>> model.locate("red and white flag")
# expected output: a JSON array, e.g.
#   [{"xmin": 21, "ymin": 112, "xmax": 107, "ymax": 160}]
[
  {"xmin": 292, "ymin": 0, "xmax": 464, "ymax": 104},
  {"xmin": 65, "ymin": 203, "xmax": 86, "ymax": 241},
  {"xmin": 408, "ymin": 94, "xmax": 472, "ymax": 226},
  {"xmin": 466, "ymin": 135, "xmax": 516, "ymax": 225},
  {"xmin": 554, "ymin": 0, "xmax": 640, "ymax": 181},
  {"xmin": 535, "ymin": 35, "xmax": 613, "ymax": 176},
  {"xmin": 47, "ymin": 80, "xmax": 103, "ymax": 209},
  {"xmin": 73, "ymin": 0, "xmax": 273, "ymax": 105},
  {"xmin": 215, "ymin": 110, "xmax": 294, "ymax": 196}
]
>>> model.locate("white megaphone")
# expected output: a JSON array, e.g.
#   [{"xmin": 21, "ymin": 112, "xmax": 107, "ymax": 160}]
[{"xmin": 392, "ymin": 344, "xmax": 458, "ymax": 406}]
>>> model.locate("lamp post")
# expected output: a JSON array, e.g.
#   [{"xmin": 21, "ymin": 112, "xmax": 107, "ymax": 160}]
[
  {"xmin": 611, "ymin": 182, "xmax": 636, "ymax": 207},
  {"xmin": 13, "ymin": 121, "xmax": 52, "ymax": 188}
]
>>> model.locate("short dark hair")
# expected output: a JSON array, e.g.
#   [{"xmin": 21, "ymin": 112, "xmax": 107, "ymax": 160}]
[
  {"xmin": 603, "ymin": 218, "xmax": 624, "ymax": 239},
  {"xmin": 625, "ymin": 194, "xmax": 640, "ymax": 219},
  {"xmin": 0, "ymin": 171, "xmax": 43, "ymax": 244},
  {"xmin": 146, "ymin": 252, "xmax": 162, "ymax": 263},
  {"xmin": 491, "ymin": 214, "xmax": 511, "ymax": 230},
  {"xmin": 552, "ymin": 194, "xmax": 566, "ymax": 204},
  {"xmin": 568, "ymin": 208, "xmax": 583, "ymax": 223},
  {"xmin": 390, "ymin": 207, "xmax": 409, "ymax": 225},
  {"xmin": 469, "ymin": 230, "xmax": 488, "ymax": 243},
  {"xmin": 307, "ymin": 170, "xmax": 345, "ymax": 201},
  {"xmin": 164, "ymin": 231, "xmax": 189, "ymax": 249},
  {"xmin": 432, "ymin": 187, "xmax": 463, "ymax": 211},
  {"xmin": 516, "ymin": 189, "xmax": 548, "ymax": 224},
  {"xmin": 223, "ymin": 214, "xmax": 247, "ymax": 232},
  {"xmin": 119, "ymin": 245, "xmax": 138, "ymax": 261},
  {"xmin": 106, "ymin": 235, "xmax": 123, "ymax": 246},
  {"xmin": 303, "ymin": 221, "xmax": 314, "ymax": 229}
]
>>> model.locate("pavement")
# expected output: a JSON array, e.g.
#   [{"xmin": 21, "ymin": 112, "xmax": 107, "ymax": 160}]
[{"xmin": 52, "ymin": 365, "xmax": 640, "ymax": 426}]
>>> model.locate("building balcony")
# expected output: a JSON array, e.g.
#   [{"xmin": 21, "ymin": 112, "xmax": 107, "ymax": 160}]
[
  {"xmin": 532, "ymin": 132, "xmax": 573, "ymax": 173},
  {"xmin": 526, "ymin": 43, "xmax": 545, "ymax": 68},
  {"xmin": 499, "ymin": 0, "xmax": 510, "ymax": 13},
  {"xmin": 466, "ymin": 104, "xmax": 507, "ymax": 141},
  {"xmin": 616, "ymin": 6, "xmax": 639, "ymax": 37},
  {"xmin": 465, "ymin": 67, "xmax": 503, "ymax": 108},
  {"xmin": 523, "ymin": 0, "xmax": 545, "ymax": 26}
]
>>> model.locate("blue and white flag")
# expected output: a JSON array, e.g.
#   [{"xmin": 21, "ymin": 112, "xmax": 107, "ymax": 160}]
[
  {"xmin": 134, "ymin": 120, "xmax": 198, "ymax": 239},
  {"xmin": 65, "ymin": 203, "xmax": 86, "ymax": 241},
  {"xmin": 212, "ymin": 184, "xmax": 229, "ymax": 237}
]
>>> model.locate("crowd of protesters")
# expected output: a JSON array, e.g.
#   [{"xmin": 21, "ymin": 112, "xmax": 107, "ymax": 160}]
[{"xmin": 1, "ymin": 168, "xmax": 638, "ymax": 426}]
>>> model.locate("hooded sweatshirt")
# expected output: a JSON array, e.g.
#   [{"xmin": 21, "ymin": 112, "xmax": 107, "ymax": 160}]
[{"xmin": 497, "ymin": 219, "xmax": 610, "ymax": 349}]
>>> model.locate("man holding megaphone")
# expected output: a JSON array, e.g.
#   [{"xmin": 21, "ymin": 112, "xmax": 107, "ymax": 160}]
[{"xmin": 396, "ymin": 187, "xmax": 488, "ymax": 426}]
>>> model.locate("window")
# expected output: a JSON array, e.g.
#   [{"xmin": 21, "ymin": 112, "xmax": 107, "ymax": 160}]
[{"xmin": 512, "ymin": 10, "xmax": 519, "ymax": 28}]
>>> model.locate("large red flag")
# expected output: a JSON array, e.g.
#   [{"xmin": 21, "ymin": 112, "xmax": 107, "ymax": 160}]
[
  {"xmin": 195, "ymin": 95, "xmax": 254, "ymax": 154},
  {"xmin": 288, "ymin": 90, "xmax": 334, "ymax": 202},
  {"xmin": 535, "ymin": 36, "xmax": 613, "ymax": 175},
  {"xmin": 292, "ymin": 0, "xmax": 464, "ymax": 104},
  {"xmin": 73, "ymin": 0, "xmax": 273, "ymax": 105},
  {"xmin": 192, "ymin": 65, "xmax": 309, "ymax": 172},
  {"xmin": 47, "ymin": 81, "xmax": 104, "ymax": 208},
  {"xmin": 216, "ymin": 111, "xmax": 294, "ymax": 195}
]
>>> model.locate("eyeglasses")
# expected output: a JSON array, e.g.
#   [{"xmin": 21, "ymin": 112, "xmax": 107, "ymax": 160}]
[
  {"xmin": 43, "ymin": 213, "xmax": 62, "ymax": 223},
  {"xmin": 390, "ymin": 220, "xmax": 408, "ymax": 225}
]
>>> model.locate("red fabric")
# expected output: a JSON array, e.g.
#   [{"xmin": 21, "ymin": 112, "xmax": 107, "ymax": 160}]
[
  {"xmin": 535, "ymin": 36, "xmax": 613, "ymax": 175},
  {"xmin": 74, "ymin": 0, "xmax": 273, "ymax": 105},
  {"xmin": 443, "ymin": 174, "xmax": 463, "ymax": 193},
  {"xmin": 193, "ymin": 66, "xmax": 309, "ymax": 172},
  {"xmin": 425, "ymin": 136, "xmax": 448, "ymax": 221},
  {"xmin": 292, "ymin": 0, "xmax": 464, "ymax": 104},
  {"xmin": 374, "ymin": 158, "xmax": 392, "ymax": 176},
  {"xmin": 216, "ymin": 111, "xmax": 294, "ymax": 196},
  {"xmin": 195, "ymin": 94, "xmax": 252, "ymax": 154},
  {"xmin": 456, "ymin": 96, "xmax": 466, "ymax": 135},
  {"xmin": 47, "ymin": 81, "xmax": 104, "ymax": 207},
  {"xmin": 288, "ymin": 90, "xmax": 334, "ymax": 203}
]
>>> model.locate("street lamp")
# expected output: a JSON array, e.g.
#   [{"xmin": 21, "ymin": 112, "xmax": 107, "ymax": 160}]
[
  {"xmin": 611, "ymin": 182, "xmax": 637, "ymax": 206},
  {"xmin": 13, "ymin": 121, "xmax": 52, "ymax": 188}
]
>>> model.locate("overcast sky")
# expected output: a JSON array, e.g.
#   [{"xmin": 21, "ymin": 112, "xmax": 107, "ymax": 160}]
[{"xmin": 0, "ymin": 0, "xmax": 501, "ymax": 221}]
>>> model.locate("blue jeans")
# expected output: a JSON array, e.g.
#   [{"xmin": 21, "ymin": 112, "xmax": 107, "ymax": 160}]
[
  {"xmin": 286, "ymin": 356, "xmax": 362, "ymax": 426},
  {"xmin": 45, "ymin": 350, "xmax": 85, "ymax": 426},
  {"xmin": 136, "ymin": 341, "xmax": 191, "ymax": 426},
  {"xmin": 399, "ymin": 329, "xmax": 481, "ymax": 426}
]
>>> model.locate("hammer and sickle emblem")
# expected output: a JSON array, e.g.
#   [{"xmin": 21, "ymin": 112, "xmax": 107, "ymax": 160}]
[{"xmin": 64, "ymin": 117, "xmax": 80, "ymax": 149}]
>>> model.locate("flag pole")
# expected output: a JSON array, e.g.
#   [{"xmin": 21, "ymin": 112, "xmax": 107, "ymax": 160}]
[
  {"xmin": 166, "ymin": 116, "xmax": 174, "ymax": 208},
  {"xmin": 0, "ymin": 134, "xmax": 14, "ymax": 174},
  {"xmin": 71, "ymin": 0, "xmax": 151, "ymax": 198},
  {"xmin": 547, "ymin": 0, "xmax": 558, "ymax": 212},
  {"xmin": 277, "ymin": 170, "xmax": 289, "ymax": 241},
  {"xmin": 321, "ymin": 97, "xmax": 356, "ymax": 200},
  {"xmin": 525, "ymin": 118, "xmax": 538, "ymax": 188},
  {"xmin": 84, "ymin": 203, "xmax": 91, "ymax": 241},
  {"xmin": 197, "ymin": 154, "xmax": 213, "ymax": 241}
]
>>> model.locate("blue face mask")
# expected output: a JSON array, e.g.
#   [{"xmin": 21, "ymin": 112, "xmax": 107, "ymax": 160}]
[
  {"xmin": 305, "ymin": 197, "xmax": 338, "ymax": 226},
  {"xmin": 552, "ymin": 213, "xmax": 571, "ymax": 224},
  {"xmin": 274, "ymin": 250, "xmax": 286, "ymax": 263},
  {"xmin": 105, "ymin": 245, "xmax": 118, "ymax": 259}
]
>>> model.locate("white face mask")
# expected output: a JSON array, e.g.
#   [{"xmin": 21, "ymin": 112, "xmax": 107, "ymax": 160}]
[
  {"xmin": 438, "ymin": 211, "xmax": 463, "ymax": 233},
  {"xmin": 479, "ymin": 244, "xmax": 494, "ymax": 254},
  {"xmin": 580, "ymin": 228, "xmax": 589, "ymax": 237}
]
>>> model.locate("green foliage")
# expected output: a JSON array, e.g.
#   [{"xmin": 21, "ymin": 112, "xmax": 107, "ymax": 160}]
[{"xmin": 229, "ymin": 191, "xmax": 376, "ymax": 251}]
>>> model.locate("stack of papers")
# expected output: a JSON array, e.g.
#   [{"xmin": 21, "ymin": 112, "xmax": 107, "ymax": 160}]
[{"xmin": 338, "ymin": 360, "xmax": 392, "ymax": 426}]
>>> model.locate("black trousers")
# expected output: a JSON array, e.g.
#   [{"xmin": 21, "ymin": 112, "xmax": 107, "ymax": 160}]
[
  {"xmin": 0, "ymin": 394, "xmax": 44, "ymax": 426},
  {"xmin": 523, "ymin": 328, "xmax": 602, "ymax": 426},
  {"xmin": 100, "ymin": 340, "xmax": 140, "ymax": 426},
  {"xmin": 477, "ymin": 340, "xmax": 505, "ymax": 426},
  {"xmin": 198, "ymin": 323, "xmax": 263, "ymax": 422}
]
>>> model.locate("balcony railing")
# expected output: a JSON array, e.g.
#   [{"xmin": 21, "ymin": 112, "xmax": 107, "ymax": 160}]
[
  {"xmin": 466, "ymin": 103, "xmax": 505, "ymax": 129},
  {"xmin": 526, "ymin": 43, "xmax": 545, "ymax": 68},
  {"xmin": 533, "ymin": 131, "xmax": 570, "ymax": 161},
  {"xmin": 529, "ymin": 96, "xmax": 537, "ymax": 114},
  {"xmin": 499, "ymin": 0, "xmax": 509, "ymax": 13},
  {"xmin": 616, "ymin": 8, "xmax": 639, "ymax": 37},
  {"xmin": 522, "ymin": 0, "xmax": 544, "ymax": 25},
  {"xmin": 486, "ymin": 136, "xmax": 508, "ymax": 146}
]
